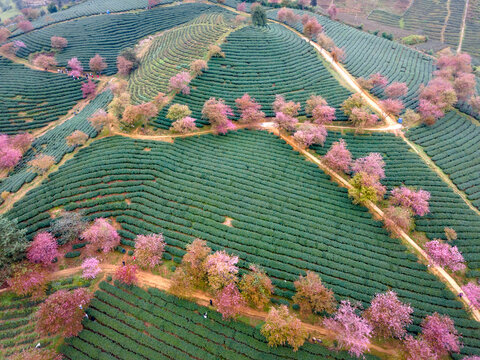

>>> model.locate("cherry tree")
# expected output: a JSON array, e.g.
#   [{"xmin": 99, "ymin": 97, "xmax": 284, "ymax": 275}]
[
  {"xmin": 114, "ymin": 264, "xmax": 138, "ymax": 285},
  {"xmin": 421, "ymin": 313, "xmax": 461, "ymax": 358},
  {"xmin": 214, "ymin": 282, "xmax": 245, "ymax": 319},
  {"xmin": 169, "ymin": 71, "xmax": 192, "ymax": 95},
  {"xmin": 384, "ymin": 82, "xmax": 408, "ymax": 98},
  {"xmin": 390, "ymin": 186, "xmax": 430, "ymax": 216},
  {"xmin": 363, "ymin": 291, "xmax": 413, "ymax": 339},
  {"xmin": 153, "ymin": 92, "xmax": 169, "ymax": 109},
  {"xmin": 10, "ymin": 133, "xmax": 33, "ymax": 153},
  {"xmin": 28, "ymin": 154, "xmax": 55, "ymax": 174},
  {"xmin": 453, "ymin": 72, "xmax": 476, "ymax": 101},
  {"xmin": 357, "ymin": 77, "xmax": 374, "ymax": 90},
  {"xmin": 171, "ymin": 116, "xmax": 197, "ymax": 134},
  {"xmin": 383, "ymin": 206, "xmax": 414, "ymax": 234},
  {"xmin": 303, "ymin": 18, "xmax": 322, "ymax": 39},
  {"xmin": 0, "ymin": 147, "xmax": 21, "ymax": 170},
  {"xmin": 349, "ymin": 107, "xmax": 379, "ymax": 128},
  {"xmin": 0, "ymin": 27, "xmax": 10, "ymax": 42},
  {"xmin": 380, "ymin": 99, "xmax": 404, "ymax": 115},
  {"xmin": 11, "ymin": 348, "xmax": 63, "ymax": 360},
  {"xmin": 277, "ymin": 8, "xmax": 299, "ymax": 25},
  {"xmin": 208, "ymin": 44, "xmax": 224, "ymax": 58},
  {"xmin": 33, "ymin": 54, "xmax": 57, "ymax": 70},
  {"xmin": 418, "ymin": 99, "xmax": 444, "ymax": 125},
  {"xmin": 331, "ymin": 47, "xmax": 345, "ymax": 62},
  {"xmin": 462, "ymin": 282, "xmax": 480, "ymax": 309},
  {"xmin": 81, "ymin": 257, "xmax": 101, "ymax": 279},
  {"xmin": 272, "ymin": 95, "xmax": 300, "ymax": 117},
  {"xmin": 349, "ymin": 172, "xmax": 386, "ymax": 204},
  {"xmin": 274, "ymin": 112, "xmax": 298, "ymax": 131},
  {"xmin": 7, "ymin": 264, "xmax": 49, "ymax": 299},
  {"xmin": 369, "ymin": 73, "xmax": 388, "ymax": 88},
  {"xmin": 116, "ymin": 56, "xmax": 133, "ymax": 75},
  {"xmin": 50, "ymin": 36, "xmax": 68, "ymax": 50},
  {"xmin": 134, "ymin": 233, "xmax": 165, "ymax": 269},
  {"xmin": 201, "ymin": 97, "xmax": 235, "ymax": 135},
  {"xmin": 89, "ymin": 109, "xmax": 115, "ymax": 131},
  {"xmin": 66, "ymin": 130, "xmax": 88, "ymax": 147},
  {"xmin": 425, "ymin": 240, "xmax": 465, "ymax": 272},
  {"xmin": 261, "ymin": 305, "xmax": 307, "ymax": 351},
  {"xmin": 403, "ymin": 335, "xmax": 436, "ymax": 360},
  {"xmin": 317, "ymin": 33, "xmax": 334, "ymax": 51},
  {"xmin": 81, "ymin": 79, "xmax": 96, "ymax": 98},
  {"xmin": 182, "ymin": 238, "xmax": 211, "ymax": 284},
  {"xmin": 89, "ymin": 54, "xmax": 107, "ymax": 74},
  {"xmin": 305, "ymin": 95, "xmax": 327, "ymax": 114},
  {"xmin": 36, "ymin": 288, "xmax": 93, "ymax": 337},
  {"xmin": 312, "ymin": 105, "xmax": 336, "ymax": 125},
  {"xmin": 235, "ymin": 93, "xmax": 265, "ymax": 124},
  {"xmin": 67, "ymin": 57, "xmax": 83, "ymax": 77},
  {"xmin": 190, "ymin": 59, "xmax": 208, "ymax": 76},
  {"xmin": 205, "ymin": 250, "xmax": 239, "ymax": 291},
  {"xmin": 122, "ymin": 102, "xmax": 158, "ymax": 127},
  {"xmin": 81, "ymin": 218, "xmax": 120, "ymax": 254},
  {"xmin": 237, "ymin": 1, "xmax": 246, "ymax": 11},
  {"xmin": 352, "ymin": 152, "xmax": 385, "ymax": 179},
  {"xmin": 293, "ymin": 122, "xmax": 327, "ymax": 147},
  {"xmin": 238, "ymin": 264, "xmax": 274, "ymax": 309},
  {"xmin": 323, "ymin": 300, "xmax": 373, "ymax": 357},
  {"xmin": 18, "ymin": 20, "xmax": 33, "ymax": 33},
  {"xmin": 27, "ymin": 232, "xmax": 58, "ymax": 266},
  {"xmin": 327, "ymin": 4, "xmax": 337, "ymax": 20},
  {"xmin": 323, "ymin": 139, "xmax": 352, "ymax": 173},
  {"xmin": 293, "ymin": 271, "xmax": 336, "ymax": 315}
]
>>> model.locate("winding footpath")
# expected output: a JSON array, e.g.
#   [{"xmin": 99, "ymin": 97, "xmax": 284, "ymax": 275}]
[{"xmin": 457, "ymin": 0, "xmax": 470, "ymax": 53}]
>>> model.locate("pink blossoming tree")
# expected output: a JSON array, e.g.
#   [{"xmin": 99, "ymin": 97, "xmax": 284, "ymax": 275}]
[
  {"xmin": 323, "ymin": 139, "xmax": 352, "ymax": 173},
  {"xmin": 390, "ymin": 186, "xmax": 430, "ymax": 216},
  {"xmin": 235, "ymin": 93, "xmax": 265, "ymax": 124},
  {"xmin": 261, "ymin": 305, "xmax": 307, "ymax": 351},
  {"xmin": 421, "ymin": 313, "xmax": 461, "ymax": 358},
  {"xmin": 384, "ymin": 82, "xmax": 408, "ymax": 98},
  {"xmin": 171, "ymin": 116, "xmax": 197, "ymax": 134},
  {"xmin": 134, "ymin": 233, "xmax": 166, "ymax": 269},
  {"xmin": 462, "ymin": 282, "xmax": 480, "ymax": 310},
  {"xmin": 324, "ymin": 300, "xmax": 372, "ymax": 357},
  {"xmin": 352, "ymin": 152, "xmax": 386, "ymax": 179},
  {"xmin": 81, "ymin": 218, "xmax": 120, "ymax": 254},
  {"xmin": 293, "ymin": 271, "xmax": 336, "ymax": 315},
  {"xmin": 363, "ymin": 291, "xmax": 413, "ymax": 339},
  {"xmin": 369, "ymin": 73, "xmax": 388, "ymax": 88},
  {"xmin": 114, "ymin": 264, "xmax": 138, "ymax": 285},
  {"xmin": 214, "ymin": 282, "xmax": 245, "ymax": 319},
  {"xmin": 81, "ymin": 257, "xmax": 101, "ymax": 279},
  {"xmin": 27, "ymin": 232, "xmax": 58, "ymax": 266},
  {"xmin": 293, "ymin": 122, "xmax": 327, "ymax": 147},
  {"xmin": 169, "ymin": 71, "xmax": 191, "ymax": 95},
  {"xmin": 67, "ymin": 57, "xmax": 83, "ymax": 77},
  {"xmin": 202, "ymin": 97, "xmax": 235, "ymax": 135},
  {"xmin": 81, "ymin": 79, "xmax": 96, "ymax": 98},
  {"xmin": 379, "ymin": 98, "xmax": 404, "ymax": 115},
  {"xmin": 205, "ymin": 250, "xmax": 239, "ymax": 291},
  {"xmin": 425, "ymin": 240, "xmax": 466, "ymax": 272},
  {"xmin": 274, "ymin": 112, "xmax": 298, "ymax": 131}
]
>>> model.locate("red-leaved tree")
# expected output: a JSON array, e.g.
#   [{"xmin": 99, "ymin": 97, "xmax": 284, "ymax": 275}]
[
  {"xmin": 261, "ymin": 305, "xmax": 307, "ymax": 351},
  {"xmin": 114, "ymin": 264, "xmax": 138, "ymax": 285},
  {"xmin": 7, "ymin": 264, "xmax": 49, "ymax": 299},
  {"xmin": 36, "ymin": 288, "xmax": 93, "ymax": 337},
  {"xmin": 293, "ymin": 271, "xmax": 336, "ymax": 315}
]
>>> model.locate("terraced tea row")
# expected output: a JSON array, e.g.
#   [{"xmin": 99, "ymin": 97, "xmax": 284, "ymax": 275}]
[
  {"xmin": 0, "ymin": 90, "xmax": 113, "ymax": 202},
  {"xmin": 15, "ymin": 3, "xmax": 228, "ymax": 75},
  {"xmin": 408, "ymin": 111, "xmax": 480, "ymax": 212},
  {"xmin": 61, "ymin": 281, "xmax": 376, "ymax": 360},
  {"xmin": 267, "ymin": 9, "xmax": 436, "ymax": 110},
  {"xmin": 129, "ymin": 13, "xmax": 235, "ymax": 104},
  {"xmin": 7, "ymin": 131, "xmax": 480, "ymax": 358},
  {"xmin": 0, "ymin": 277, "xmax": 90, "ymax": 358},
  {"xmin": 312, "ymin": 130, "xmax": 480, "ymax": 270},
  {"xmin": 25, "ymin": 0, "xmax": 173, "ymax": 32},
  {"xmin": 152, "ymin": 24, "xmax": 352, "ymax": 129},
  {"xmin": 0, "ymin": 57, "xmax": 82, "ymax": 134}
]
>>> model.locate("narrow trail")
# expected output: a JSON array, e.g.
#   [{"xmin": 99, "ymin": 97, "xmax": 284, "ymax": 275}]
[
  {"xmin": 440, "ymin": 0, "xmax": 452, "ymax": 43},
  {"xmin": 457, "ymin": 0, "xmax": 470, "ymax": 52},
  {"xmin": 46, "ymin": 264, "xmax": 397, "ymax": 356},
  {"xmin": 267, "ymin": 125, "xmax": 480, "ymax": 322}
]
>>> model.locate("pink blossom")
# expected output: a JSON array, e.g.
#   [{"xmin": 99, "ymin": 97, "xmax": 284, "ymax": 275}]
[
  {"xmin": 352, "ymin": 152, "xmax": 385, "ymax": 179},
  {"xmin": 421, "ymin": 313, "xmax": 461, "ymax": 358},
  {"xmin": 274, "ymin": 112, "xmax": 298, "ymax": 131},
  {"xmin": 390, "ymin": 186, "xmax": 430, "ymax": 216},
  {"xmin": 235, "ymin": 93, "xmax": 265, "ymax": 123},
  {"xmin": 323, "ymin": 139, "xmax": 352, "ymax": 173},
  {"xmin": 272, "ymin": 95, "xmax": 300, "ymax": 117},
  {"xmin": 81, "ymin": 79, "xmax": 96, "ymax": 98},
  {"xmin": 453, "ymin": 72, "xmax": 476, "ymax": 101},
  {"xmin": 27, "ymin": 232, "xmax": 58, "ymax": 265},
  {"xmin": 324, "ymin": 300, "xmax": 373, "ymax": 357},
  {"xmin": 202, "ymin": 97, "xmax": 234, "ymax": 135},
  {"xmin": 384, "ymin": 82, "xmax": 408, "ymax": 98},
  {"xmin": 214, "ymin": 282, "xmax": 245, "ymax": 319},
  {"xmin": 462, "ymin": 282, "xmax": 480, "ymax": 310},
  {"xmin": 350, "ymin": 107, "xmax": 378, "ymax": 127},
  {"xmin": 327, "ymin": 4, "xmax": 337, "ymax": 19},
  {"xmin": 67, "ymin": 57, "xmax": 83, "ymax": 73},
  {"xmin": 293, "ymin": 122, "xmax": 327, "ymax": 147},
  {"xmin": 236, "ymin": 1, "xmax": 246, "ymax": 11},
  {"xmin": 0, "ymin": 147, "xmax": 21, "ymax": 169},
  {"xmin": 403, "ymin": 335, "xmax": 436, "ymax": 360},
  {"xmin": 81, "ymin": 218, "xmax": 120, "ymax": 254},
  {"xmin": 380, "ymin": 98, "xmax": 404, "ymax": 115},
  {"xmin": 171, "ymin": 116, "xmax": 198, "ymax": 134},
  {"xmin": 134, "ymin": 233, "xmax": 166, "ymax": 269},
  {"xmin": 363, "ymin": 291, "xmax": 413, "ymax": 339},
  {"xmin": 10, "ymin": 132, "xmax": 33, "ymax": 153},
  {"xmin": 312, "ymin": 105, "xmax": 336, "ymax": 124},
  {"xmin": 369, "ymin": 73, "xmax": 388, "ymax": 88},
  {"xmin": 81, "ymin": 257, "xmax": 101, "ymax": 279},
  {"xmin": 425, "ymin": 240, "xmax": 466, "ymax": 272},
  {"xmin": 205, "ymin": 250, "xmax": 239, "ymax": 291},
  {"xmin": 418, "ymin": 99, "xmax": 444, "ymax": 125},
  {"xmin": 169, "ymin": 71, "xmax": 191, "ymax": 95}
]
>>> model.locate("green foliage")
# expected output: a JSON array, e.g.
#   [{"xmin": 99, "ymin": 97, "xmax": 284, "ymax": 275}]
[
  {"xmin": 166, "ymin": 104, "xmax": 192, "ymax": 122},
  {"xmin": 348, "ymin": 173, "xmax": 378, "ymax": 204},
  {"xmin": 65, "ymin": 251, "xmax": 81, "ymax": 258},
  {"xmin": 251, "ymin": 5, "xmax": 267, "ymax": 26},
  {"xmin": 47, "ymin": 2, "xmax": 57, "ymax": 13},
  {"xmin": 0, "ymin": 215, "xmax": 28, "ymax": 274},
  {"xmin": 401, "ymin": 34, "xmax": 427, "ymax": 45}
]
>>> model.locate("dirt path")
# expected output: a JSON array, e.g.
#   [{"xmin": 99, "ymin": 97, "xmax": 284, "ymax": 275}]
[
  {"xmin": 457, "ymin": 0, "xmax": 470, "ymax": 52},
  {"xmin": 46, "ymin": 263, "xmax": 396, "ymax": 356},
  {"xmin": 440, "ymin": 0, "xmax": 451, "ymax": 43},
  {"xmin": 267, "ymin": 125, "xmax": 480, "ymax": 322}
]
